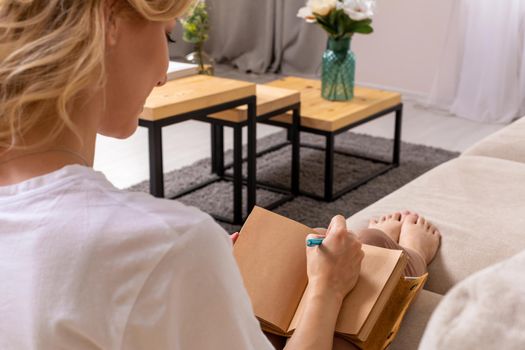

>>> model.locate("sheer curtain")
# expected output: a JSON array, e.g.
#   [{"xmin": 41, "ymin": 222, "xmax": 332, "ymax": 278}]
[{"xmin": 428, "ymin": 0, "xmax": 525, "ymax": 124}]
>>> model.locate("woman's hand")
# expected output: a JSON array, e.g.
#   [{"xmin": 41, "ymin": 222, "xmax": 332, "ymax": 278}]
[
  {"xmin": 305, "ymin": 215, "xmax": 364, "ymax": 302},
  {"xmin": 230, "ymin": 232, "xmax": 239, "ymax": 245},
  {"xmin": 284, "ymin": 216, "xmax": 364, "ymax": 350}
]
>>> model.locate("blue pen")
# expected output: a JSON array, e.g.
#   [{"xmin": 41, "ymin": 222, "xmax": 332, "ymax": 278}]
[{"xmin": 306, "ymin": 237, "xmax": 325, "ymax": 247}]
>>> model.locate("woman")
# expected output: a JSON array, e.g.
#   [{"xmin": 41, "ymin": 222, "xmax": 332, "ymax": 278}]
[{"xmin": 0, "ymin": 1, "xmax": 440, "ymax": 349}]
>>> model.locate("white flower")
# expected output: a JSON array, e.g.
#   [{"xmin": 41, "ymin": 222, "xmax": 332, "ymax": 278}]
[
  {"xmin": 337, "ymin": 0, "xmax": 375, "ymax": 21},
  {"xmin": 297, "ymin": 0, "xmax": 338, "ymax": 21},
  {"xmin": 297, "ymin": 6, "xmax": 316, "ymax": 22}
]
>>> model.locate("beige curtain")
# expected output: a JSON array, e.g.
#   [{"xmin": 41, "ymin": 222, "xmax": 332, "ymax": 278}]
[{"xmin": 169, "ymin": 0, "xmax": 328, "ymax": 76}]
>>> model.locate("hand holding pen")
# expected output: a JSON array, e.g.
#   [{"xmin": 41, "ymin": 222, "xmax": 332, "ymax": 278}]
[{"xmin": 305, "ymin": 215, "xmax": 364, "ymax": 301}]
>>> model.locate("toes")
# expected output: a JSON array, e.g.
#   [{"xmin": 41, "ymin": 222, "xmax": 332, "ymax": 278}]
[
  {"xmin": 392, "ymin": 212, "xmax": 402, "ymax": 221},
  {"xmin": 416, "ymin": 216, "xmax": 426, "ymax": 226},
  {"xmin": 380, "ymin": 215, "xmax": 386, "ymax": 222},
  {"xmin": 402, "ymin": 210, "xmax": 419, "ymax": 221},
  {"xmin": 369, "ymin": 219, "xmax": 377, "ymax": 226},
  {"xmin": 405, "ymin": 214, "xmax": 418, "ymax": 224}
]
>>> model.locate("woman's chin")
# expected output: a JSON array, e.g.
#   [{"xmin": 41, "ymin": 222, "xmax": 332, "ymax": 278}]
[{"xmin": 98, "ymin": 123, "xmax": 138, "ymax": 140}]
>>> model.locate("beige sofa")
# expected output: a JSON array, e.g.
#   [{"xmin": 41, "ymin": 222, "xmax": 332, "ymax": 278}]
[{"xmin": 345, "ymin": 117, "xmax": 525, "ymax": 349}]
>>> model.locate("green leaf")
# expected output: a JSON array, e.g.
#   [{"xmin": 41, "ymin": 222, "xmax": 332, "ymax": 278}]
[
  {"xmin": 353, "ymin": 25, "xmax": 374, "ymax": 34},
  {"xmin": 315, "ymin": 14, "xmax": 338, "ymax": 36},
  {"xmin": 352, "ymin": 19, "xmax": 374, "ymax": 34},
  {"xmin": 329, "ymin": 9, "xmax": 341, "ymax": 28},
  {"xmin": 314, "ymin": 10, "xmax": 374, "ymax": 37},
  {"xmin": 336, "ymin": 12, "xmax": 347, "ymax": 36},
  {"xmin": 181, "ymin": 2, "xmax": 210, "ymax": 44}
]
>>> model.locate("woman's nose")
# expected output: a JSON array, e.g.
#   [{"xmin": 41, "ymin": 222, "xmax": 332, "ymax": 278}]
[{"xmin": 157, "ymin": 75, "xmax": 167, "ymax": 87}]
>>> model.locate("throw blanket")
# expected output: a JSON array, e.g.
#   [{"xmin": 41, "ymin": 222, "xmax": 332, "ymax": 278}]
[{"xmin": 419, "ymin": 250, "xmax": 525, "ymax": 349}]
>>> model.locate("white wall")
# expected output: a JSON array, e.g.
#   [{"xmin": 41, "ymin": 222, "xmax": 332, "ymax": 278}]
[{"xmin": 352, "ymin": 0, "xmax": 457, "ymax": 99}]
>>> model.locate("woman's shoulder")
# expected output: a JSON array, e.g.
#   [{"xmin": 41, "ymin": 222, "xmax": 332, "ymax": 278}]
[
  {"xmin": 6, "ymin": 164, "xmax": 230, "ymax": 248},
  {"xmin": 70, "ymin": 165, "xmax": 223, "ymax": 232},
  {"xmin": 83, "ymin": 167, "xmax": 227, "ymax": 242},
  {"xmin": 1, "ymin": 164, "xmax": 229, "ymax": 247}
]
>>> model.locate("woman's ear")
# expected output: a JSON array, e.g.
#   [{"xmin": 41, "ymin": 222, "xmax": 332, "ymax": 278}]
[{"xmin": 104, "ymin": 0, "xmax": 120, "ymax": 47}]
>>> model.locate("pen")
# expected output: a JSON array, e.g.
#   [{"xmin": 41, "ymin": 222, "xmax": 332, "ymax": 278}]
[{"xmin": 306, "ymin": 237, "xmax": 325, "ymax": 247}]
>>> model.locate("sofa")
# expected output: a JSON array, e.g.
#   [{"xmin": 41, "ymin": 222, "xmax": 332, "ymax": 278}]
[{"xmin": 345, "ymin": 117, "xmax": 525, "ymax": 349}]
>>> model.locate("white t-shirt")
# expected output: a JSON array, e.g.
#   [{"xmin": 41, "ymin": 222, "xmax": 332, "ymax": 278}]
[{"xmin": 0, "ymin": 165, "xmax": 274, "ymax": 350}]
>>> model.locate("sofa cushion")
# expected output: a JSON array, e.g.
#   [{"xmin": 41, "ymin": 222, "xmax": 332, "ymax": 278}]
[
  {"xmin": 346, "ymin": 156, "xmax": 525, "ymax": 295},
  {"xmin": 390, "ymin": 290, "xmax": 442, "ymax": 350},
  {"xmin": 419, "ymin": 249, "xmax": 525, "ymax": 350},
  {"xmin": 462, "ymin": 116, "xmax": 525, "ymax": 163}
]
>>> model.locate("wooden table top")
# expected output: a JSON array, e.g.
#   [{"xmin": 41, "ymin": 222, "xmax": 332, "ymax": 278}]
[
  {"xmin": 140, "ymin": 75, "xmax": 256, "ymax": 121},
  {"xmin": 209, "ymin": 85, "xmax": 300, "ymax": 122},
  {"xmin": 266, "ymin": 77, "xmax": 402, "ymax": 132}
]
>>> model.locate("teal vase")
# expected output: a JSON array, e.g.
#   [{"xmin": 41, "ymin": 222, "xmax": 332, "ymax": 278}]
[{"xmin": 321, "ymin": 36, "xmax": 355, "ymax": 101}]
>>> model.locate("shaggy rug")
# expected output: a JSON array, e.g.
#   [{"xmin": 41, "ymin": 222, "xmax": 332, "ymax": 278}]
[{"xmin": 128, "ymin": 131, "xmax": 458, "ymax": 232}]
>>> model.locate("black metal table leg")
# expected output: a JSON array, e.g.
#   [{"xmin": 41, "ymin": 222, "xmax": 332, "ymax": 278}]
[
  {"xmin": 324, "ymin": 133, "xmax": 335, "ymax": 201},
  {"xmin": 291, "ymin": 107, "xmax": 301, "ymax": 195},
  {"xmin": 211, "ymin": 124, "xmax": 217, "ymax": 174},
  {"xmin": 393, "ymin": 105, "xmax": 403, "ymax": 166},
  {"xmin": 247, "ymin": 98, "xmax": 257, "ymax": 213},
  {"xmin": 148, "ymin": 124, "xmax": 164, "ymax": 198},
  {"xmin": 214, "ymin": 125, "xmax": 225, "ymax": 176},
  {"xmin": 286, "ymin": 127, "xmax": 293, "ymax": 142},
  {"xmin": 233, "ymin": 125, "xmax": 243, "ymax": 224}
]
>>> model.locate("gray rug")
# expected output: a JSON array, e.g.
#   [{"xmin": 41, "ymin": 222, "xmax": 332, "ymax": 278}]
[{"xmin": 128, "ymin": 131, "xmax": 458, "ymax": 232}]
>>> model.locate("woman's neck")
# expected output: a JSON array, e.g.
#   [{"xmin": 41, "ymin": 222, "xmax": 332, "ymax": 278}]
[
  {"xmin": 0, "ymin": 149, "xmax": 89, "ymax": 186},
  {"xmin": 0, "ymin": 116, "xmax": 98, "ymax": 187}
]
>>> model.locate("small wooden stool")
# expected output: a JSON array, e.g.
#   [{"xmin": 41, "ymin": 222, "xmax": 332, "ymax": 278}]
[{"xmin": 209, "ymin": 85, "xmax": 301, "ymax": 211}]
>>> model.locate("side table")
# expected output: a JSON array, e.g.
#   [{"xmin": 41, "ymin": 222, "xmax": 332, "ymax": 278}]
[
  {"xmin": 139, "ymin": 75, "xmax": 256, "ymax": 224},
  {"xmin": 210, "ymin": 85, "xmax": 301, "ymax": 207},
  {"xmin": 266, "ymin": 77, "xmax": 403, "ymax": 202}
]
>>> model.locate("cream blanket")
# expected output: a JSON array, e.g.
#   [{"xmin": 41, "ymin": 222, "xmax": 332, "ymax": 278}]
[{"xmin": 419, "ymin": 250, "xmax": 525, "ymax": 349}]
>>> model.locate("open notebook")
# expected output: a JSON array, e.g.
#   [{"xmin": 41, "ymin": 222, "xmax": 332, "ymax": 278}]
[{"xmin": 233, "ymin": 207, "xmax": 427, "ymax": 349}]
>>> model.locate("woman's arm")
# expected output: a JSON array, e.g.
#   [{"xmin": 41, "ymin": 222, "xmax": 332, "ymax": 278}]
[
  {"xmin": 284, "ymin": 215, "xmax": 364, "ymax": 350},
  {"xmin": 284, "ymin": 285, "xmax": 344, "ymax": 350}
]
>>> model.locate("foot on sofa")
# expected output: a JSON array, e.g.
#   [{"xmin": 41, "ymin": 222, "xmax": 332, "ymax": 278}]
[
  {"xmin": 399, "ymin": 214, "xmax": 441, "ymax": 265},
  {"xmin": 368, "ymin": 212, "xmax": 405, "ymax": 242}
]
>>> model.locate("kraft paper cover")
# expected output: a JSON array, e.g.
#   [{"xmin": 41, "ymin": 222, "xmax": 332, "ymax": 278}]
[
  {"xmin": 233, "ymin": 207, "xmax": 313, "ymax": 332},
  {"xmin": 288, "ymin": 246, "xmax": 405, "ymax": 339},
  {"xmin": 344, "ymin": 274, "xmax": 428, "ymax": 350}
]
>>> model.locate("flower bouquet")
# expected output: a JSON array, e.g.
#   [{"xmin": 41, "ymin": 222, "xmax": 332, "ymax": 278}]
[
  {"xmin": 298, "ymin": 0, "xmax": 376, "ymax": 100},
  {"xmin": 181, "ymin": 0, "xmax": 214, "ymax": 75}
]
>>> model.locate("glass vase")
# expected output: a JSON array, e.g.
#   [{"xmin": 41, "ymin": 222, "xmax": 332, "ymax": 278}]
[
  {"xmin": 185, "ymin": 43, "xmax": 215, "ymax": 76},
  {"xmin": 321, "ymin": 36, "xmax": 355, "ymax": 101}
]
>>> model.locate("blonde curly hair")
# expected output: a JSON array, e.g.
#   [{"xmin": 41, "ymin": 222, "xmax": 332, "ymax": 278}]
[{"xmin": 0, "ymin": 0, "xmax": 193, "ymax": 150}]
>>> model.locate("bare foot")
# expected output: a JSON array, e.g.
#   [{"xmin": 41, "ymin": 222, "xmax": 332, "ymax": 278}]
[
  {"xmin": 399, "ymin": 214, "xmax": 441, "ymax": 265},
  {"xmin": 368, "ymin": 212, "xmax": 404, "ymax": 242}
]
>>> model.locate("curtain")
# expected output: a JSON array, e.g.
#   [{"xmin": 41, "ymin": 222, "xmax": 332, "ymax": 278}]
[
  {"xmin": 280, "ymin": 0, "xmax": 326, "ymax": 76},
  {"xmin": 428, "ymin": 0, "xmax": 525, "ymax": 124},
  {"xmin": 205, "ymin": 0, "xmax": 277, "ymax": 73},
  {"xmin": 169, "ymin": 0, "xmax": 326, "ymax": 76}
]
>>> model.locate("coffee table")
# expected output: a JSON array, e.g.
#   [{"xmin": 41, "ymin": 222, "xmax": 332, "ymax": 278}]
[
  {"xmin": 266, "ymin": 77, "xmax": 403, "ymax": 201},
  {"xmin": 210, "ymin": 85, "xmax": 301, "ymax": 198},
  {"xmin": 139, "ymin": 75, "xmax": 256, "ymax": 224}
]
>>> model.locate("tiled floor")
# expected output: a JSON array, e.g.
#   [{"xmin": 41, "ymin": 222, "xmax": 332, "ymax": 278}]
[{"xmin": 94, "ymin": 66, "xmax": 505, "ymax": 189}]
